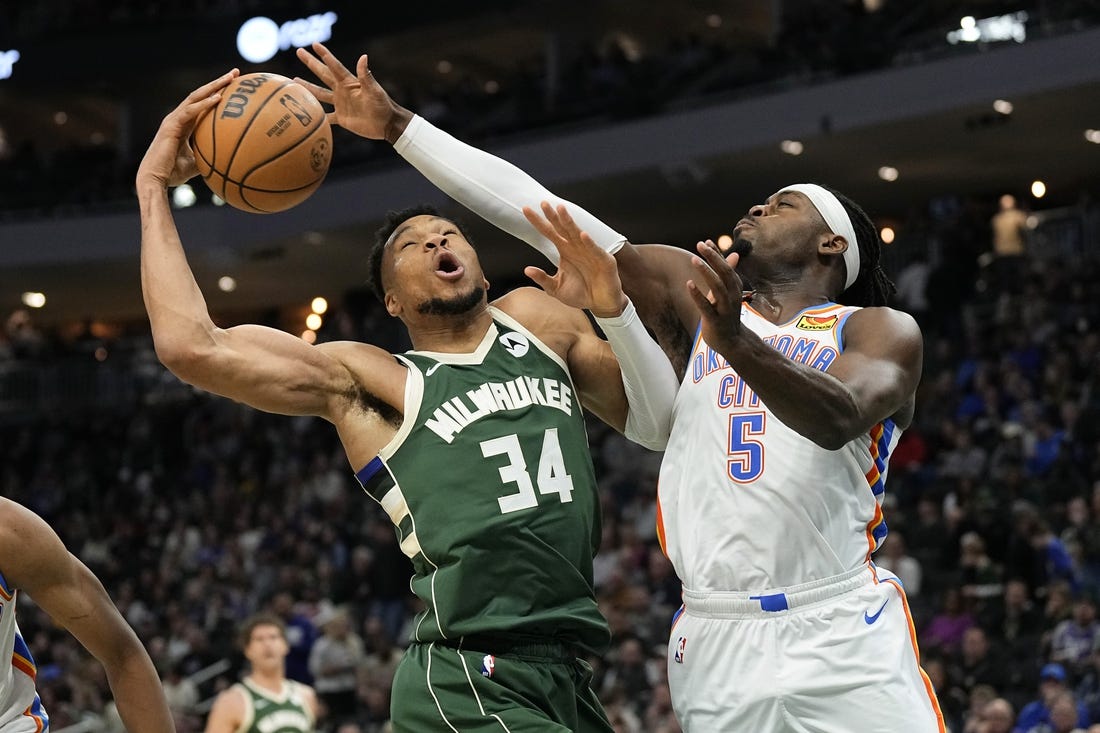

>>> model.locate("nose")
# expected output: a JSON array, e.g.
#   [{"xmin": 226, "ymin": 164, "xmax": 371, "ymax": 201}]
[
  {"xmin": 425, "ymin": 234, "xmax": 449, "ymax": 249},
  {"xmin": 748, "ymin": 204, "xmax": 766, "ymax": 218}
]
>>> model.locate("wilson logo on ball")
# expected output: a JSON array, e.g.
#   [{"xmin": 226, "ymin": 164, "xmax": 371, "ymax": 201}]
[{"xmin": 221, "ymin": 74, "xmax": 273, "ymax": 119}]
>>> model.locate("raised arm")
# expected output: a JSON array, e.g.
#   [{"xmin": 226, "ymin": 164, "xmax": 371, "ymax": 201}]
[
  {"xmin": 687, "ymin": 243, "xmax": 923, "ymax": 448},
  {"xmin": 515, "ymin": 203, "xmax": 679, "ymax": 451},
  {"xmin": 295, "ymin": 42, "xmax": 702, "ymax": 367},
  {"xmin": 135, "ymin": 73, "xmax": 397, "ymax": 420},
  {"xmin": 0, "ymin": 499, "xmax": 174, "ymax": 733}
]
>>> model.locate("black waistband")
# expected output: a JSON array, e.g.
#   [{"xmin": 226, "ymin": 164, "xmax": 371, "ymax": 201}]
[{"xmin": 433, "ymin": 633, "xmax": 579, "ymax": 661}]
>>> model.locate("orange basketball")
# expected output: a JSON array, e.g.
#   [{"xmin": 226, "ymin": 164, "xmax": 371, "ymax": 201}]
[{"xmin": 191, "ymin": 72, "xmax": 332, "ymax": 213}]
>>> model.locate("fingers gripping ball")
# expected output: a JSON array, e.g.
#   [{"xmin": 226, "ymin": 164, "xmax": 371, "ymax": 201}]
[{"xmin": 191, "ymin": 73, "xmax": 332, "ymax": 213}]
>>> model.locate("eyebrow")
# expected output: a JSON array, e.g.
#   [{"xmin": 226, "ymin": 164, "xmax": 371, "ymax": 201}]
[{"xmin": 388, "ymin": 217, "xmax": 446, "ymax": 247}]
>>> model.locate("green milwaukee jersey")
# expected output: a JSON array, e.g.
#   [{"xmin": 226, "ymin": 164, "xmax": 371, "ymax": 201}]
[
  {"xmin": 355, "ymin": 308, "xmax": 609, "ymax": 654},
  {"xmin": 233, "ymin": 678, "xmax": 314, "ymax": 733}
]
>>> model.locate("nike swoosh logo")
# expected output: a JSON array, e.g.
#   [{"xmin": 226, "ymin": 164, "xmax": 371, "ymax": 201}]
[
  {"xmin": 426, "ymin": 363, "xmax": 442, "ymax": 376},
  {"xmin": 864, "ymin": 599, "xmax": 889, "ymax": 625}
]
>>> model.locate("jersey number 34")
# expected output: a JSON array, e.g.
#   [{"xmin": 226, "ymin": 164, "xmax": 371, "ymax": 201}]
[{"xmin": 481, "ymin": 429, "xmax": 575, "ymax": 514}]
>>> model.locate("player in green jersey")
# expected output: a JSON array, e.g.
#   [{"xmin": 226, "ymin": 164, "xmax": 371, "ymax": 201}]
[
  {"xmin": 138, "ymin": 69, "xmax": 677, "ymax": 732},
  {"xmin": 204, "ymin": 615, "xmax": 320, "ymax": 733}
]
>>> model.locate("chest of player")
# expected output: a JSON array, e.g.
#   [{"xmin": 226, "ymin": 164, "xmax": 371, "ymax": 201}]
[{"xmin": 375, "ymin": 328, "xmax": 599, "ymax": 556}]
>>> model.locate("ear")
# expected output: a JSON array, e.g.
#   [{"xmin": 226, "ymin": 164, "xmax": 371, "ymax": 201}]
[
  {"xmin": 818, "ymin": 232, "xmax": 849, "ymax": 256},
  {"xmin": 384, "ymin": 290, "xmax": 402, "ymax": 318}
]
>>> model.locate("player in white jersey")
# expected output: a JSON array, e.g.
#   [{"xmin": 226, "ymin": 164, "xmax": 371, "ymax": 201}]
[
  {"xmin": 0, "ymin": 498, "xmax": 173, "ymax": 733},
  {"xmin": 292, "ymin": 43, "xmax": 944, "ymax": 731}
]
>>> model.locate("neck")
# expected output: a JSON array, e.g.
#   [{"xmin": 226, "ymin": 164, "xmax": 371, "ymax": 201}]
[
  {"xmin": 247, "ymin": 669, "xmax": 285, "ymax": 693},
  {"xmin": 407, "ymin": 306, "xmax": 493, "ymax": 352},
  {"xmin": 746, "ymin": 280, "xmax": 833, "ymax": 323}
]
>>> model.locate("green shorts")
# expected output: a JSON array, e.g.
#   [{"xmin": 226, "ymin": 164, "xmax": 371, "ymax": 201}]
[{"xmin": 390, "ymin": 637, "xmax": 614, "ymax": 732}]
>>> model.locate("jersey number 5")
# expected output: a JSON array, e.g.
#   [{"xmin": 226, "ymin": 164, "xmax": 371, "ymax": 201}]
[
  {"xmin": 481, "ymin": 429, "xmax": 575, "ymax": 514},
  {"xmin": 728, "ymin": 413, "xmax": 765, "ymax": 483}
]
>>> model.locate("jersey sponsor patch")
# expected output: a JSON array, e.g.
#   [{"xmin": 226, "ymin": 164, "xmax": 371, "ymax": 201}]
[
  {"xmin": 498, "ymin": 331, "xmax": 530, "ymax": 358},
  {"xmin": 795, "ymin": 314, "xmax": 838, "ymax": 331},
  {"xmin": 674, "ymin": 636, "xmax": 687, "ymax": 664},
  {"xmin": 481, "ymin": 654, "xmax": 496, "ymax": 677}
]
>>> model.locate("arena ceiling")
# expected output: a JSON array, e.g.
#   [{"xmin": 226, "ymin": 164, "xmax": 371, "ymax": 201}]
[{"xmin": 2, "ymin": 3, "xmax": 1100, "ymax": 327}]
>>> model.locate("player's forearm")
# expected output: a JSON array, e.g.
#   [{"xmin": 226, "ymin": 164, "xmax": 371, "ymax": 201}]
[
  {"xmin": 138, "ymin": 183, "xmax": 219, "ymax": 367},
  {"xmin": 721, "ymin": 332, "xmax": 867, "ymax": 450},
  {"xmin": 393, "ymin": 115, "xmax": 627, "ymax": 263},
  {"xmin": 594, "ymin": 300, "xmax": 679, "ymax": 451},
  {"xmin": 104, "ymin": 645, "xmax": 176, "ymax": 733}
]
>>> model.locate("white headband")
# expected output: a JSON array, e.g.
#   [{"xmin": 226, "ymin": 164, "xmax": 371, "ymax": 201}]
[{"xmin": 776, "ymin": 183, "xmax": 861, "ymax": 291}]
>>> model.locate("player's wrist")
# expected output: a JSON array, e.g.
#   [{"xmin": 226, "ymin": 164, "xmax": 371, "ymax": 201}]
[
  {"xmin": 384, "ymin": 106, "xmax": 414, "ymax": 145},
  {"xmin": 590, "ymin": 294, "xmax": 630, "ymax": 320}
]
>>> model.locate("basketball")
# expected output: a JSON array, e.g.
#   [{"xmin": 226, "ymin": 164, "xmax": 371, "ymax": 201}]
[{"xmin": 191, "ymin": 72, "xmax": 332, "ymax": 213}]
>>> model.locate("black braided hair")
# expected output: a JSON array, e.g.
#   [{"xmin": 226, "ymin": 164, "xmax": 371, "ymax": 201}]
[
  {"xmin": 367, "ymin": 204, "xmax": 474, "ymax": 302},
  {"xmin": 822, "ymin": 186, "xmax": 896, "ymax": 307}
]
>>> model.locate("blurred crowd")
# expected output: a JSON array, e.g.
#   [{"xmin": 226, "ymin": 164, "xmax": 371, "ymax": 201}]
[
  {"xmin": 0, "ymin": 187, "xmax": 1098, "ymax": 733},
  {"xmin": 4, "ymin": 0, "xmax": 1100, "ymax": 217}
]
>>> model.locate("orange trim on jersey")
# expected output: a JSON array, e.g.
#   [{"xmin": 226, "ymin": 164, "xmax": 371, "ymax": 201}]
[
  {"xmin": 868, "ymin": 423, "xmax": 884, "ymax": 459},
  {"xmin": 863, "ymin": 502, "xmax": 884, "ymax": 564},
  {"xmin": 861, "ymin": 421, "xmax": 887, "ymax": 563},
  {"xmin": 655, "ymin": 495, "xmax": 668, "ymax": 558},
  {"xmin": 21, "ymin": 706, "xmax": 44, "ymax": 733},
  {"xmin": 882, "ymin": 579, "xmax": 946, "ymax": 732},
  {"xmin": 864, "ymin": 464, "xmax": 881, "ymax": 487},
  {"xmin": 12, "ymin": 652, "xmax": 36, "ymax": 680},
  {"xmin": 0, "ymin": 583, "xmax": 13, "ymax": 602}
]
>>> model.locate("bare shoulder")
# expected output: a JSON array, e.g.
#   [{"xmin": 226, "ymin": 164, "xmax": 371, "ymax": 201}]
[
  {"xmin": 314, "ymin": 339, "xmax": 399, "ymax": 367},
  {"xmin": 493, "ymin": 287, "xmax": 593, "ymax": 364},
  {"xmin": 205, "ymin": 684, "xmax": 247, "ymax": 733},
  {"xmin": 0, "ymin": 498, "xmax": 66, "ymax": 590},
  {"xmin": 843, "ymin": 306, "xmax": 923, "ymax": 353},
  {"xmin": 492, "ymin": 287, "xmax": 589, "ymax": 356},
  {"xmin": 297, "ymin": 683, "xmax": 321, "ymax": 716}
]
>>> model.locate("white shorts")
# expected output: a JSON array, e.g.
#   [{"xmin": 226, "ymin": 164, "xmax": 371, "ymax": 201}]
[{"xmin": 667, "ymin": 566, "xmax": 944, "ymax": 733}]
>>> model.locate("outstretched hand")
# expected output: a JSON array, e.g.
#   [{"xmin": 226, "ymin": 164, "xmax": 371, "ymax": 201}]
[
  {"xmin": 522, "ymin": 202, "xmax": 629, "ymax": 318},
  {"xmin": 136, "ymin": 69, "xmax": 239, "ymax": 189},
  {"xmin": 687, "ymin": 240, "xmax": 746, "ymax": 351},
  {"xmin": 295, "ymin": 42, "xmax": 412, "ymax": 143}
]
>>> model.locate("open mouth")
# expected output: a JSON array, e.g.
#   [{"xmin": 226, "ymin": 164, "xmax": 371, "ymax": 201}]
[{"xmin": 434, "ymin": 251, "xmax": 465, "ymax": 280}]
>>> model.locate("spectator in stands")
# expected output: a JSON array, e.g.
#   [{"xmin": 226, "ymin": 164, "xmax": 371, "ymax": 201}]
[
  {"xmin": 308, "ymin": 605, "xmax": 364, "ymax": 726},
  {"xmin": 268, "ymin": 592, "xmax": 319, "ymax": 685},
  {"xmin": 1014, "ymin": 663, "xmax": 1090, "ymax": 733},
  {"xmin": 924, "ymin": 587, "xmax": 977, "ymax": 655},
  {"xmin": 876, "ymin": 529, "xmax": 923, "ymax": 598},
  {"xmin": 976, "ymin": 697, "xmax": 1015, "ymax": 733},
  {"xmin": 990, "ymin": 194, "xmax": 1029, "ymax": 285},
  {"xmin": 951, "ymin": 626, "xmax": 1009, "ymax": 698},
  {"xmin": 1050, "ymin": 596, "xmax": 1100, "ymax": 680}
]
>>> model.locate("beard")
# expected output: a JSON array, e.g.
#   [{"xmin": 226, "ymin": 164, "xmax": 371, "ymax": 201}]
[
  {"xmin": 729, "ymin": 236, "xmax": 753, "ymax": 258},
  {"xmin": 417, "ymin": 285, "xmax": 485, "ymax": 316}
]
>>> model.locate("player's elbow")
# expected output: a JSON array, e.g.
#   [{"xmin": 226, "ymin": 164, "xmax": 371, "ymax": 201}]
[
  {"xmin": 809, "ymin": 431, "xmax": 853, "ymax": 452},
  {"xmin": 153, "ymin": 336, "xmax": 216, "ymax": 385},
  {"xmin": 805, "ymin": 401, "xmax": 867, "ymax": 451}
]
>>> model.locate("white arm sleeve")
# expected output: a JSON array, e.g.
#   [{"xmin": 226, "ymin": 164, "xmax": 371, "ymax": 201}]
[
  {"xmin": 393, "ymin": 115, "xmax": 627, "ymax": 265},
  {"xmin": 593, "ymin": 300, "xmax": 679, "ymax": 451}
]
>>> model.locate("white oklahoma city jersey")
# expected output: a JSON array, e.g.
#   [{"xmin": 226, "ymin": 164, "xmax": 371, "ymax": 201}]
[
  {"xmin": 0, "ymin": 574, "xmax": 47, "ymax": 733},
  {"xmin": 658, "ymin": 302, "xmax": 899, "ymax": 593}
]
